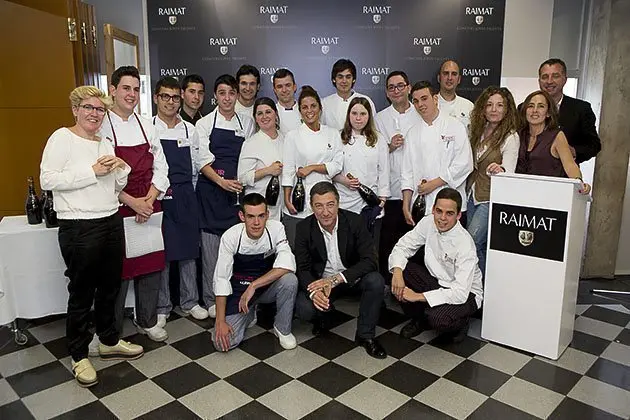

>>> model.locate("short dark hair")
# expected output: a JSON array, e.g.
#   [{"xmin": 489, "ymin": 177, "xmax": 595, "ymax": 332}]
[
  {"xmin": 435, "ymin": 188, "xmax": 462, "ymax": 213},
  {"xmin": 410, "ymin": 80, "xmax": 437, "ymax": 96},
  {"xmin": 298, "ymin": 85, "xmax": 322, "ymax": 109},
  {"xmin": 111, "ymin": 66, "xmax": 140, "ymax": 88},
  {"xmin": 272, "ymin": 68, "xmax": 295, "ymax": 85},
  {"xmin": 214, "ymin": 74, "xmax": 238, "ymax": 93},
  {"xmin": 538, "ymin": 58, "xmax": 567, "ymax": 77},
  {"xmin": 236, "ymin": 64, "xmax": 261, "ymax": 85},
  {"xmin": 240, "ymin": 193, "xmax": 267, "ymax": 213},
  {"xmin": 385, "ymin": 70, "xmax": 410, "ymax": 86},
  {"xmin": 181, "ymin": 74, "xmax": 205, "ymax": 91},
  {"xmin": 331, "ymin": 59, "xmax": 357, "ymax": 87},
  {"xmin": 155, "ymin": 76, "xmax": 180, "ymax": 94},
  {"xmin": 309, "ymin": 181, "xmax": 339, "ymax": 203},
  {"xmin": 253, "ymin": 97, "xmax": 278, "ymax": 128}
]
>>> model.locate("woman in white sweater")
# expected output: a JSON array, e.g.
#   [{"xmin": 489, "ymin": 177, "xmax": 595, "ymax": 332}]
[{"xmin": 40, "ymin": 86, "xmax": 143, "ymax": 388}]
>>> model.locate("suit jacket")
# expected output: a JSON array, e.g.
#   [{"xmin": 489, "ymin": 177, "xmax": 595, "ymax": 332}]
[
  {"xmin": 294, "ymin": 209, "xmax": 377, "ymax": 292},
  {"xmin": 558, "ymin": 95, "xmax": 601, "ymax": 164}
]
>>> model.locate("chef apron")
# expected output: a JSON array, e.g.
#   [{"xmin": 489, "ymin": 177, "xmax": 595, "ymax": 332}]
[
  {"xmin": 225, "ymin": 227, "xmax": 275, "ymax": 316},
  {"xmin": 197, "ymin": 112, "xmax": 245, "ymax": 235},
  {"xmin": 153, "ymin": 118, "xmax": 200, "ymax": 261},
  {"xmin": 108, "ymin": 112, "xmax": 165, "ymax": 279}
]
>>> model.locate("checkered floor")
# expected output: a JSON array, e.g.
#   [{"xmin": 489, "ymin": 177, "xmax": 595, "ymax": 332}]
[{"xmin": 1, "ymin": 292, "xmax": 629, "ymax": 419}]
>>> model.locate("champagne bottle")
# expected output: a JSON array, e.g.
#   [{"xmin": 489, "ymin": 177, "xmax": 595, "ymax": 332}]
[
  {"xmin": 292, "ymin": 177, "xmax": 305, "ymax": 213},
  {"xmin": 411, "ymin": 194, "xmax": 426, "ymax": 224},
  {"xmin": 42, "ymin": 190, "xmax": 58, "ymax": 228},
  {"xmin": 25, "ymin": 176, "xmax": 42, "ymax": 225},
  {"xmin": 265, "ymin": 175, "xmax": 280, "ymax": 206},
  {"xmin": 347, "ymin": 173, "xmax": 381, "ymax": 207}
]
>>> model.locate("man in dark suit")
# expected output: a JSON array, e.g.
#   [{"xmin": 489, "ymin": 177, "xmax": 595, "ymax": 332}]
[
  {"xmin": 294, "ymin": 182, "xmax": 387, "ymax": 359},
  {"xmin": 538, "ymin": 58, "xmax": 601, "ymax": 164}
]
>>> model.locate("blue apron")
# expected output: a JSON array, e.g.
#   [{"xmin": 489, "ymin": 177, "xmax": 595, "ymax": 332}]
[
  {"xmin": 154, "ymin": 118, "xmax": 200, "ymax": 261},
  {"xmin": 226, "ymin": 227, "xmax": 275, "ymax": 316},
  {"xmin": 197, "ymin": 112, "xmax": 245, "ymax": 235}
]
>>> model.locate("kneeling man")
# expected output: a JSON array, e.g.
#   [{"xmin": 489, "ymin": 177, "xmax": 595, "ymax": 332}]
[
  {"xmin": 389, "ymin": 187, "xmax": 483, "ymax": 343},
  {"xmin": 213, "ymin": 193, "xmax": 298, "ymax": 351}
]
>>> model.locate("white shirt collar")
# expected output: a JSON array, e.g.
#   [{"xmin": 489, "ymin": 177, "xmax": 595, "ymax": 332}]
[
  {"xmin": 336, "ymin": 91, "xmax": 355, "ymax": 102},
  {"xmin": 556, "ymin": 95, "xmax": 564, "ymax": 108},
  {"xmin": 153, "ymin": 114, "xmax": 184, "ymax": 129},
  {"xmin": 318, "ymin": 217, "xmax": 339, "ymax": 237},
  {"xmin": 277, "ymin": 100, "xmax": 297, "ymax": 111},
  {"xmin": 438, "ymin": 92, "xmax": 457, "ymax": 103}
]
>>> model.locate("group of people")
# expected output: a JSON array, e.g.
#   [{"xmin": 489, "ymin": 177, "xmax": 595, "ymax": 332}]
[{"xmin": 39, "ymin": 56, "xmax": 600, "ymax": 388}]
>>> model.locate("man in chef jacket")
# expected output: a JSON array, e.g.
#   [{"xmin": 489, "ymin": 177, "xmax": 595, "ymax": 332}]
[
  {"xmin": 272, "ymin": 68, "xmax": 301, "ymax": 134},
  {"xmin": 437, "ymin": 60, "xmax": 474, "ymax": 130},
  {"xmin": 234, "ymin": 64, "xmax": 260, "ymax": 117}
]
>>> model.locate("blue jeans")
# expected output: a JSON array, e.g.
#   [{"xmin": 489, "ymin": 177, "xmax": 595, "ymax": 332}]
[{"xmin": 466, "ymin": 196, "xmax": 489, "ymax": 278}]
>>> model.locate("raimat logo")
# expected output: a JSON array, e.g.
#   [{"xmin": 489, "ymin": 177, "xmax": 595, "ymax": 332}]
[
  {"xmin": 261, "ymin": 66, "xmax": 282, "ymax": 84},
  {"xmin": 209, "ymin": 37, "xmax": 238, "ymax": 55},
  {"xmin": 362, "ymin": 5, "xmax": 391, "ymax": 24},
  {"xmin": 160, "ymin": 68, "xmax": 187, "ymax": 77},
  {"xmin": 361, "ymin": 67, "xmax": 390, "ymax": 85},
  {"xmin": 259, "ymin": 5, "xmax": 288, "ymax": 24},
  {"xmin": 311, "ymin": 36, "xmax": 339, "ymax": 55},
  {"xmin": 158, "ymin": 7, "xmax": 186, "ymax": 25},
  {"xmin": 462, "ymin": 68, "xmax": 490, "ymax": 86},
  {"xmin": 413, "ymin": 37, "xmax": 442, "ymax": 56},
  {"xmin": 465, "ymin": 6, "xmax": 494, "ymax": 25}
]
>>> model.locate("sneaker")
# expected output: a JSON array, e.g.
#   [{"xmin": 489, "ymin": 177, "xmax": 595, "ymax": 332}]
[
  {"xmin": 273, "ymin": 326, "xmax": 297, "ymax": 350},
  {"xmin": 99, "ymin": 339, "xmax": 144, "ymax": 361},
  {"xmin": 207, "ymin": 304, "xmax": 216, "ymax": 319},
  {"xmin": 88, "ymin": 335, "xmax": 100, "ymax": 357},
  {"xmin": 156, "ymin": 313, "xmax": 170, "ymax": 328},
  {"xmin": 72, "ymin": 358, "xmax": 97, "ymax": 387},
  {"xmin": 182, "ymin": 305, "xmax": 209, "ymax": 320},
  {"xmin": 136, "ymin": 323, "xmax": 168, "ymax": 342}
]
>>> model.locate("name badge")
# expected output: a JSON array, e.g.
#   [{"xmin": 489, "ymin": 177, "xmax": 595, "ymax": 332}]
[
  {"xmin": 234, "ymin": 128, "xmax": 245, "ymax": 138},
  {"xmin": 263, "ymin": 248, "xmax": 275, "ymax": 259},
  {"xmin": 177, "ymin": 138, "xmax": 190, "ymax": 148}
]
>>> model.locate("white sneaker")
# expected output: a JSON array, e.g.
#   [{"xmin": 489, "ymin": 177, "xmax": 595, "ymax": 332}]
[
  {"xmin": 156, "ymin": 313, "xmax": 169, "ymax": 328},
  {"xmin": 136, "ymin": 323, "xmax": 168, "ymax": 342},
  {"xmin": 88, "ymin": 335, "xmax": 100, "ymax": 357},
  {"xmin": 207, "ymin": 304, "xmax": 216, "ymax": 319},
  {"xmin": 273, "ymin": 326, "xmax": 297, "ymax": 350},
  {"xmin": 183, "ymin": 305, "xmax": 209, "ymax": 320}
]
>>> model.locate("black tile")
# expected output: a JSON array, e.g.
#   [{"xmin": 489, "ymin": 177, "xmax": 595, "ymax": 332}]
[
  {"xmin": 152, "ymin": 362, "xmax": 219, "ymax": 398},
  {"xmin": 323, "ymin": 308, "xmax": 356, "ymax": 330},
  {"xmin": 298, "ymin": 362, "xmax": 366, "ymax": 398},
  {"xmin": 377, "ymin": 307, "xmax": 409, "ymax": 329},
  {"xmin": 581, "ymin": 306, "xmax": 630, "ymax": 327},
  {"xmin": 302, "ymin": 400, "xmax": 370, "ymax": 420},
  {"xmin": 0, "ymin": 400, "xmax": 36, "ymax": 420},
  {"xmin": 548, "ymin": 397, "xmax": 624, "ymax": 420},
  {"xmin": 51, "ymin": 401, "xmax": 117, "ymax": 420},
  {"xmin": 6, "ymin": 361, "xmax": 73, "ymax": 397},
  {"xmin": 467, "ymin": 398, "xmax": 538, "ymax": 420},
  {"xmin": 239, "ymin": 331, "xmax": 284, "ymax": 360},
  {"xmin": 170, "ymin": 331, "xmax": 216, "ymax": 360},
  {"xmin": 88, "ymin": 362, "xmax": 146, "ymax": 398},
  {"xmin": 121, "ymin": 333, "xmax": 166, "ymax": 354},
  {"xmin": 0, "ymin": 327, "xmax": 38, "ymax": 356},
  {"xmin": 385, "ymin": 399, "xmax": 455, "ymax": 420},
  {"xmin": 300, "ymin": 333, "xmax": 356, "ymax": 360},
  {"xmin": 586, "ymin": 358, "xmax": 630, "ymax": 391},
  {"xmin": 569, "ymin": 331, "xmax": 611, "ymax": 356},
  {"xmin": 43, "ymin": 336, "xmax": 70, "ymax": 359},
  {"xmin": 444, "ymin": 359, "xmax": 511, "ymax": 396},
  {"xmin": 372, "ymin": 361, "xmax": 438, "ymax": 396},
  {"xmin": 186, "ymin": 315, "xmax": 215, "ymax": 330},
  {"xmin": 135, "ymin": 401, "xmax": 200, "ymax": 420},
  {"xmin": 219, "ymin": 400, "xmax": 285, "ymax": 419},
  {"xmin": 225, "ymin": 362, "xmax": 292, "ymax": 398},
  {"xmin": 515, "ymin": 358, "xmax": 582, "ymax": 394},
  {"xmin": 374, "ymin": 331, "xmax": 422, "ymax": 359},
  {"xmin": 614, "ymin": 328, "xmax": 630, "ymax": 346},
  {"xmin": 429, "ymin": 335, "xmax": 486, "ymax": 358}
]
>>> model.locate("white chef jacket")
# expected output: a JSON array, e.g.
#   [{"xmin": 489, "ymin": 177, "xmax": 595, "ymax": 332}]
[
  {"xmin": 152, "ymin": 115, "xmax": 198, "ymax": 188},
  {"xmin": 375, "ymin": 103, "xmax": 422, "ymax": 200},
  {"xmin": 99, "ymin": 111, "xmax": 170, "ymax": 196},
  {"xmin": 235, "ymin": 100, "xmax": 254, "ymax": 119},
  {"xmin": 277, "ymin": 101, "xmax": 302, "ymax": 135},
  {"xmin": 321, "ymin": 91, "xmax": 377, "ymax": 131},
  {"xmin": 388, "ymin": 216, "xmax": 483, "ymax": 308},
  {"xmin": 237, "ymin": 130, "xmax": 285, "ymax": 221},
  {"xmin": 336, "ymin": 133, "xmax": 390, "ymax": 215},
  {"xmin": 214, "ymin": 220, "xmax": 296, "ymax": 296},
  {"xmin": 281, "ymin": 124, "xmax": 344, "ymax": 218},
  {"xmin": 470, "ymin": 131, "xmax": 520, "ymax": 204},
  {"xmin": 401, "ymin": 112, "xmax": 473, "ymax": 214},
  {"xmin": 438, "ymin": 93, "xmax": 474, "ymax": 131},
  {"xmin": 193, "ymin": 109, "xmax": 256, "ymax": 173}
]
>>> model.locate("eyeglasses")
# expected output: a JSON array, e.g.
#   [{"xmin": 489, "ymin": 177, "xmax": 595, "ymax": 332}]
[
  {"xmin": 78, "ymin": 104, "xmax": 106, "ymax": 115},
  {"xmin": 157, "ymin": 93, "xmax": 182, "ymax": 103},
  {"xmin": 386, "ymin": 83, "xmax": 408, "ymax": 92}
]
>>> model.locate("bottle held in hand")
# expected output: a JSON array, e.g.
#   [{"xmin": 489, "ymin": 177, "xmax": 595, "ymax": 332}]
[
  {"xmin": 347, "ymin": 173, "xmax": 380, "ymax": 207},
  {"xmin": 265, "ymin": 175, "xmax": 280, "ymax": 206},
  {"xmin": 411, "ymin": 180, "xmax": 427, "ymax": 224},
  {"xmin": 25, "ymin": 176, "xmax": 42, "ymax": 225},
  {"xmin": 292, "ymin": 177, "xmax": 305, "ymax": 213},
  {"xmin": 42, "ymin": 190, "xmax": 58, "ymax": 228}
]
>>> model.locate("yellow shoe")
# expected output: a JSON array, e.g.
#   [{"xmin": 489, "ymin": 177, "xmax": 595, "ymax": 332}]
[
  {"xmin": 99, "ymin": 339, "xmax": 144, "ymax": 361},
  {"xmin": 72, "ymin": 358, "xmax": 97, "ymax": 387}
]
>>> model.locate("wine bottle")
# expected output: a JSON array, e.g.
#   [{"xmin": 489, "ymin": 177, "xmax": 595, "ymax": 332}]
[
  {"xmin": 347, "ymin": 173, "xmax": 381, "ymax": 207},
  {"xmin": 292, "ymin": 177, "xmax": 305, "ymax": 213},
  {"xmin": 411, "ymin": 194, "xmax": 426, "ymax": 224},
  {"xmin": 42, "ymin": 190, "xmax": 58, "ymax": 228},
  {"xmin": 25, "ymin": 176, "xmax": 42, "ymax": 225},
  {"xmin": 265, "ymin": 175, "xmax": 280, "ymax": 206}
]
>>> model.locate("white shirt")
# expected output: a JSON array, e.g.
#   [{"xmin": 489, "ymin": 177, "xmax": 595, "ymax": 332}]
[
  {"xmin": 438, "ymin": 93, "xmax": 474, "ymax": 131},
  {"xmin": 336, "ymin": 133, "xmax": 390, "ymax": 215},
  {"xmin": 375, "ymin": 103, "xmax": 422, "ymax": 200},
  {"xmin": 402, "ymin": 112, "xmax": 473, "ymax": 214},
  {"xmin": 277, "ymin": 101, "xmax": 302, "ymax": 135},
  {"xmin": 281, "ymin": 124, "xmax": 344, "ymax": 218},
  {"xmin": 99, "ymin": 111, "xmax": 170, "ymax": 195},
  {"xmin": 152, "ymin": 115, "xmax": 198, "ymax": 187},
  {"xmin": 389, "ymin": 216, "xmax": 483, "ymax": 308},
  {"xmin": 40, "ymin": 128, "xmax": 130, "ymax": 219},
  {"xmin": 193, "ymin": 109, "xmax": 256, "ymax": 173},
  {"xmin": 214, "ymin": 220, "xmax": 295, "ymax": 296},
  {"xmin": 471, "ymin": 131, "xmax": 520, "ymax": 204},
  {"xmin": 234, "ymin": 100, "xmax": 254, "ymax": 119},
  {"xmin": 321, "ymin": 92, "xmax": 377, "ymax": 131},
  {"xmin": 318, "ymin": 219, "xmax": 347, "ymax": 279},
  {"xmin": 237, "ymin": 130, "xmax": 285, "ymax": 221}
]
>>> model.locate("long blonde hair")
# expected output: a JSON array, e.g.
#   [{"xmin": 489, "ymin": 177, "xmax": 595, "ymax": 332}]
[
  {"xmin": 469, "ymin": 86, "xmax": 518, "ymax": 156},
  {"xmin": 341, "ymin": 97, "xmax": 378, "ymax": 147}
]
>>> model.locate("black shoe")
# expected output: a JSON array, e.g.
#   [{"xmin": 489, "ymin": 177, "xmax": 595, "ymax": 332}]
[
  {"xmin": 311, "ymin": 318, "xmax": 329, "ymax": 336},
  {"xmin": 356, "ymin": 337, "xmax": 387, "ymax": 359},
  {"xmin": 433, "ymin": 322, "xmax": 469, "ymax": 345},
  {"xmin": 400, "ymin": 319, "xmax": 425, "ymax": 338},
  {"xmin": 452, "ymin": 321, "xmax": 469, "ymax": 343}
]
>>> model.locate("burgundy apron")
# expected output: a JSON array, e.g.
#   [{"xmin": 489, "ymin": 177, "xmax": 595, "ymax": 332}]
[{"xmin": 108, "ymin": 112, "xmax": 165, "ymax": 279}]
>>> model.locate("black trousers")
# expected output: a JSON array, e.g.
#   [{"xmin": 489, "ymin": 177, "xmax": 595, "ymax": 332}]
[
  {"xmin": 379, "ymin": 200, "xmax": 411, "ymax": 283},
  {"xmin": 401, "ymin": 261, "xmax": 477, "ymax": 334},
  {"xmin": 58, "ymin": 213, "xmax": 123, "ymax": 362},
  {"xmin": 295, "ymin": 271, "xmax": 385, "ymax": 339}
]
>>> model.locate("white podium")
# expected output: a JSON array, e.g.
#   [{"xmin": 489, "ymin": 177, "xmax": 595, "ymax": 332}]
[{"xmin": 481, "ymin": 173, "xmax": 589, "ymax": 360}]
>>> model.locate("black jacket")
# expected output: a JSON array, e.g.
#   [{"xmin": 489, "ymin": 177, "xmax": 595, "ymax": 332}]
[
  {"xmin": 557, "ymin": 95, "xmax": 601, "ymax": 163},
  {"xmin": 294, "ymin": 209, "xmax": 377, "ymax": 292}
]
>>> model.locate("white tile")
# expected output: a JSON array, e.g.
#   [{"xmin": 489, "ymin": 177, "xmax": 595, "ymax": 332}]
[
  {"xmin": 0, "ymin": 344, "xmax": 56, "ymax": 377},
  {"xmin": 242, "ymin": 324, "xmax": 266, "ymax": 340},
  {"xmin": 568, "ymin": 376, "xmax": 630, "ymax": 419},
  {"xmin": 469, "ymin": 343, "xmax": 532, "ymax": 375},
  {"xmin": 0, "ymin": 378, "xmax": 18, "ymax": 406},
  {"xmin": 575, "ymin": 304, "xmax": 591, "ymax": 315},
  {"xmin": 330, "ymin": 320, "xmax": 386, "ymax": 342},
  {"xmin": 415, "ymin": 378, "xmax": 488, "ymax": 419},
  {"xmin": 28, "ymin": 319, "xmax": 66, "ymax": 343},
  {"xmin": 333, "ymin": 298, "xmax": 360, "ymax": 317},
  {"xmin": 574, "ymin": 316, "xmax": 624, "ymax": 340},
  {"xmin": 196, "ymin": 348, "xmax": 259, "ymax": 378},
  {"xmin": 129, "ymin": 345, "xmax": 191, "ymax": 378},
  {"xmin": 492, "ymin": 377, "xmax": 564, "ymax": 419},
  {"xmin": 401, "ymin": 345, "xmax": 465, "ymax": 376},
  {"xmin": 601, "ymin": 341, "xmax": 630, "ymax": 367},
  {"xmin": 265, "ymin": 346, "xmax": 328, "ymax": 378},
  {"xmin": 290, "ymin": 320, "xmax": 315, "ymax": 344},
  {"xmin": 333, "ymin": 347, "xmax": 396, "ymax": 377},
  {"xmin": 22, "ymin": 380, "xmax": 96, "ymax": 419},
  {"xmin": 179, "ymin": 380, "xmax": 252, "ymax": 418},
  {"xmin": 535, "ymin": 347, "xmax": 598, "ymax": 374},
  {"xmin": 258, "ymin": 380, "xmax": 331, "ymax": 420},
  {"xmin": 164, "ymin": 317, "xmax": 204, "ymax": 344},
  {"xmin": 337, "ymin": 379, "xmax": 409, "ymax": 420},
  {"xmin": 101, "ymin": 379, "xmax": 174, "ymax": 419}
]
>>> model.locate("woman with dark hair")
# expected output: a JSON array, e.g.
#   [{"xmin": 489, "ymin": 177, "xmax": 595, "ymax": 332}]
[
  {"xmin": 281, "ymin": 86, "xmax": 343, "ymax": 247},
  {"xmin": 466, "ymin": 86, "xmax": 519, "ymax": 277},
  {"xmin": 516, "ymin": 90, "xmax": 591, "ymax": 194},
  {"xmin": 334, "ymin": 96, "xmax": 389, "ymax": 242},
  {"xmin": 238, "ymin": 97, "xmax": 285, "ymax": 221}
]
